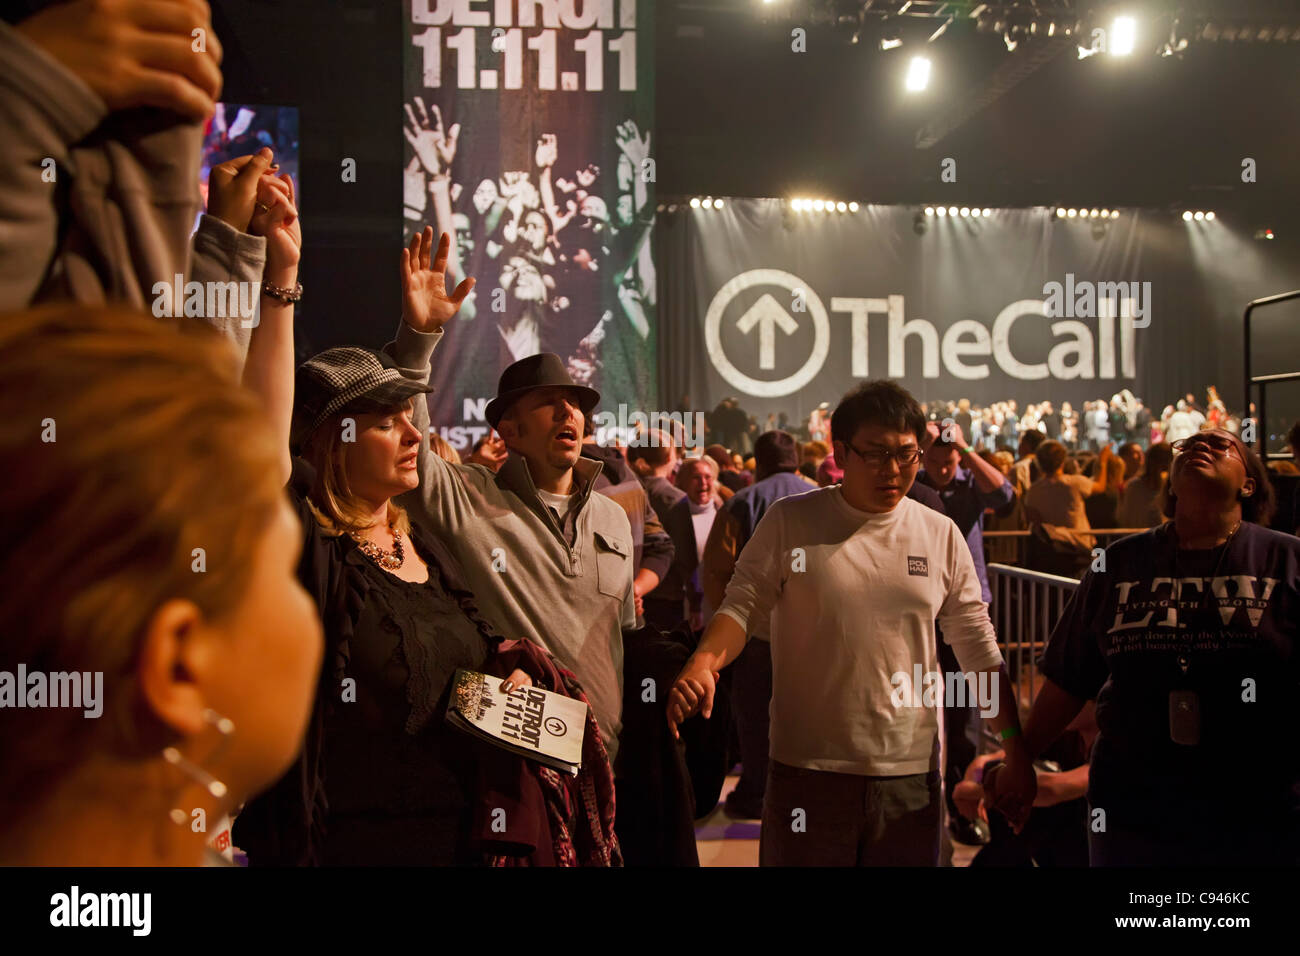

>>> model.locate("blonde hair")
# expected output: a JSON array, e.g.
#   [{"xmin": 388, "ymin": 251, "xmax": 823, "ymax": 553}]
[
  {"xmin": 430, "ymin": 432, "xmax": 461, "ymax": 465},
  {"xmin": 300, "ymin": 411, "xmax": 412, "ymax": 537},
  {"xmin": 0, "ymin": 305, "xmax": 284, "ymax": 808}
]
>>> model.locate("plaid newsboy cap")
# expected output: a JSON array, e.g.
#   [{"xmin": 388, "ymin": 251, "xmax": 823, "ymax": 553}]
[{"xmin": 290, "ymin": 346, "xmax": 434, "ymax": 451}]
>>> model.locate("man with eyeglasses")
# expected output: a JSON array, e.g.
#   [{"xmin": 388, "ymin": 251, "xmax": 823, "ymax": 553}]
[{"xmin": 668, "ymin": 380, "xmax": 1032, "ymax": 866}]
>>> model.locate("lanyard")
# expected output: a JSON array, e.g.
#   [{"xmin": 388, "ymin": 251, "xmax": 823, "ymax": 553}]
[{"xmin": 1166, "ymin": 520, "xmax": 1240, "ymax": 679}]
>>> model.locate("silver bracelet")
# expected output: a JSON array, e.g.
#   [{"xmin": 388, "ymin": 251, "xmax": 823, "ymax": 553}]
[{"xmin": 262, "ymin": 280, "xmax": 302, "ymax": 304}]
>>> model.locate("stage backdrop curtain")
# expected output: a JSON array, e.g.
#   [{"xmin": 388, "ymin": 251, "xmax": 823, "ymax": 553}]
[{"xmin": 658, "ymin": 199, "xmax": 1298, "ymax": 430}]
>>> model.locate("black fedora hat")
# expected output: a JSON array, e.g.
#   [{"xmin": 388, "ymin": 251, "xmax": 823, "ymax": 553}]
[{"xmin": 485, "ymin": 352, "xmax": 600, "ymax": 429}]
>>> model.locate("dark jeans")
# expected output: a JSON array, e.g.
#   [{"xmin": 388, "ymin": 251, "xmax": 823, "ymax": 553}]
[
  {"xmin": 728, "ymin": 637, "xmax": 772, "ymax": 810},
  {"xmin": 759, "ymin": 760, "xmax": 942, "ymax": 866}
]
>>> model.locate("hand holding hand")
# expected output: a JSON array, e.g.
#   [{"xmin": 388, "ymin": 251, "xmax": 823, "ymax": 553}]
[
  {"xmin": 984, "ymin": 755, "xmax": 1037, "ymax": 834},
  {"xmin": 249, "ymin": 171, "xmax": 300, "ymax": 278},
  {"xmin": 207, "ymin": 148, "xmax": 274, "ymax": 233},
  {"xmin": 666, "ymin": 656, "xmax": 719, "ymax": 740},
  {"xmin": 400, "ymin": 227, "xmax": 475, "ymax": 333}
]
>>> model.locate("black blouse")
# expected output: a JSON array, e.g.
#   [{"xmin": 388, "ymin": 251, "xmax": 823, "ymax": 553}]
[{"xmin": 233, "ymin": 458, "xmax": 505, "ymax": 866}]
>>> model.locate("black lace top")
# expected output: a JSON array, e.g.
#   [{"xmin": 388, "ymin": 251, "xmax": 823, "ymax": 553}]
[{"xmin": 233, "ymin": 458, "xmax": 505, "ymax": 866}]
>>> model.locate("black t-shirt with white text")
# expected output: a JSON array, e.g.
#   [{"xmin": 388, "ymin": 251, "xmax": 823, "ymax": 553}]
[{"xmin": 1041, "ymin": 521, "xmax": 1299, "ymax": 828}]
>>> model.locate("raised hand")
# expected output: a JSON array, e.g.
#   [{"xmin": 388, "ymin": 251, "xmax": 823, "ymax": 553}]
[
  {"xmin": 535, "ymin": 133, "xmax": 558, "ymax": 169},
  {"xmin": 403, "ymin": 97, "xmax": 460, "ymax": 180},
  {"xmin": 207, "ymin": 148, "xmax": 275, "ymax": 232},
  {"xmin": 249, "ymin": 172, "xmax": 300, "ymax": 278},
  {"xmin": 400, "ymin": 226, "xmax": 475, "ymax": 334},
  {"xmin": 615, "ymin": 120, "xmax": 650, "ymax": 167}
]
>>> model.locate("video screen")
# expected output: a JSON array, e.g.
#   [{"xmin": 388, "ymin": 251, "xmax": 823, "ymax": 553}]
[{"xmin": 197, "ymin": 102, "xmax": 300, "ymax": 225}]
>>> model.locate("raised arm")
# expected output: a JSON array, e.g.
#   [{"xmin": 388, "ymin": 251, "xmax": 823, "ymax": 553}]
[
  {"xmin": 382, "ymin": 227, "xmax": 476, "ymax": 515},
  {"xmin": 1083, "ymin": 445, "xmax": 1114, "ymax": 497},
  {"xmin": 236, "ymin": 168, "xmax": 300, "ymax": 486}
]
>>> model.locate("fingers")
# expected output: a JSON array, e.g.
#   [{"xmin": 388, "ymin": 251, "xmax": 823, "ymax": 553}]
[
  {"xmin": 430, "ymin": 102, "xmax": 444, "ymax": 133},
  {"xmin": 421, "ymin": 226, "xmax": 435, "ymax": 272},
  {"xmin": 132, "ymin": 32, "xmax": 222, "ymax": 103},
  {"xmin": 126, "ymin": 65, "xmax": 216, "ymax": 120},
  {"xmin": 431, "ymin": 230, "xmax": 450, "ymax": 274},
  {"xmin": 500, "ymin": 668, "xmax": 531, "ymax": 693},
  {"xmin": 408, "ymin": 228, "xmax": 423, "ymax": 269},
  {"xmin": 403, "ymin": 103, "xmax": 419, "ymax": 134},
  {"xmin": 234, "ymin": 146, "xmax": 274, "ymax": 189},
  {"xmin": 415, "ymin": 95, "xmax": 431, "ymax": 128},
  {"xmin": 450, "ymin": 276, "xmax": 476, "ymax": 304}
]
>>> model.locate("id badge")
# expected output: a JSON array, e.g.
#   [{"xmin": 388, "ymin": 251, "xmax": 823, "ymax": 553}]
[{"xmin": 1169, "ymin": 689, "xmax": 1201, "ymax": 746}]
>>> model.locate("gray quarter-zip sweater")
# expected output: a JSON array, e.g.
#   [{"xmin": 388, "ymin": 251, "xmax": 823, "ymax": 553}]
[{"xmin": 384, "ymin": 324, "xmax": 636, "ymax": 764}]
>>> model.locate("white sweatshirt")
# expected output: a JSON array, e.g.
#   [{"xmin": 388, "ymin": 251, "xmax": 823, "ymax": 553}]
[{"xmin": 716, "ymin": 487, "xmax": 1003, "ymax": 775}]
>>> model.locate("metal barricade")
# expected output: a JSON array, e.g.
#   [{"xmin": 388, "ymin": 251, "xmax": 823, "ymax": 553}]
[
  {"xmin": 983, "ymin": 527, "xmax": 1149, "ymax": 566},
  {"xmin": 984, "ymin": 563, "xmax": 1081, "ymax": 749}
]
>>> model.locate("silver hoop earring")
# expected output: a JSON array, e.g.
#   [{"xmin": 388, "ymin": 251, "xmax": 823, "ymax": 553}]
[{"xmin": 163, "ymin": 708, "xmax": 235, "ymax": 826}]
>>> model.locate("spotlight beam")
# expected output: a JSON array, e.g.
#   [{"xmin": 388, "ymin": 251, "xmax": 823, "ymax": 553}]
[{"xmin": 915, "ymin": 36, "xmax": 1073, "ymax": 149}]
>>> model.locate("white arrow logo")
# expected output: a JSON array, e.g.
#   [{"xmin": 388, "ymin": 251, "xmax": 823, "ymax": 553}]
[
  {"xmin": 704, "ymin": 269, "xmax": 830, "ymax": 398},
  {"xmin": 735, "ymin": 294, "xmax": 800, "ymax": 370}
]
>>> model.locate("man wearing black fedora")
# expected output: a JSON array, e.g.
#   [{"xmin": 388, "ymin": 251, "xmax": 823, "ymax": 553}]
[{"xmin": 380, "ymin": 231, "xmax": 637, "ymax": 766}]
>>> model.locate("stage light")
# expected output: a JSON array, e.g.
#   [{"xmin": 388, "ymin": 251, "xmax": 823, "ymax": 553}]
[
  {"xmin": 970, "ymin": 208, "xmax": 981, "ymax": 218},
  {"xmin": 1004, "ymin": 33, "xmax": 1018, "ymax": 52},
  {"xmin": 849, "ymin": 202, "xmax": 859, "ymax": 212},
  {"xmin": 836, "ymin": 201, "xmax": 847, "ymax": 212},
  {"xmin": 667, "ymin": 204, "xmax": 677, "ymax": 213},
  {"xmin": 936, "ymin": 206, "xmax": 947, "ymax": 216},
  {"xmin": 1056, "ymin": 208, "xmax": 1066, "ymax": 218},
  {"xmin": 1110, "ymin": 210, "xmax": 1119, "ymax": 219},
  {"xmin": 959, "ymin": 207, "xmax": 970, "ymax": 217},
  {"xmin": 1182, "ymin": 211, "xmax": 1193, "ymax": 221},
  {"xmin": 790, "ymin": 199, "xmax": 802, "ymax": 211},
  {"xmin": 1100, "ymin": 209, "xmax": 1110, "ymax": 218},
  {"xmin": 1205, "ymin": 211, "xmax": 1214, "ymax": 220},
  {"xmin": 656, "ymin": 203, "xmax": 665, "ymax": 213},
  {"xmin": 715, "ymin": 199, "xmax": 725, "ymax": 209},
  {"xmin": 813, "ymin": 200, "xmax": 825, "ymax": 211},
  {"xmin": 982, "ymin": 208, "xmax": 992, "ymax": 217},
  {"xmin": 1089, "ymin": 209, "xmax": 1100, "ymax": 218},
  {"xmin": 702, "ymin": 198, "xmax": 713, "ymax": 209},
  {"xmin": 1194, "ymin": 211, "xmax": 1204, "ymax": 220},
  {"xmin": 690, "ymin": 197, "xmax": 701, "ymax": 208},
  {"xmin": 906, "ymin": 56, "xmax": 931, "ymax": 92},
  {"xmin": 1112, "ymin": 16, "xmax": 1137, "ymax": 55},
  {"xmin": 947, "ymin": 206, "xmax": 958, "ymax": 217},
  {"xmin": 925, "ymin": 206, "xmax": 935, "ymax": 216},
  {"xmin": 1067, "ymin": 208, "xmax": 1078, "ymax": 218}
]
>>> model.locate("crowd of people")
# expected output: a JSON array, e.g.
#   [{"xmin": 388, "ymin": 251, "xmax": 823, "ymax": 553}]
[
  {"xmin": 711, "ymin": 387, "xmax": 1242, "ymax": 461},
  {"xmin": 0, "ymin": 1, "xmax": 1297, "ymax": 871}
]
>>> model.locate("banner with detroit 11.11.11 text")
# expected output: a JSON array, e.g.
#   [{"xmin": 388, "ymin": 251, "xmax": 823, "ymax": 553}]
[{"xmin": 403, "ymin": 0, "xmax": 656, "ymax": 451}]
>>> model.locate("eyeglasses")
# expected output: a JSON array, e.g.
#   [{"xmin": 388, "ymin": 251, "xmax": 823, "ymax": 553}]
[
  {"xmin": 1171, "ymin": 434, "xmax": 1242, "ymax": 463},
  {"xmin": 845, "ymin": 443, "xmax": 921, "ymax": 468}
]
